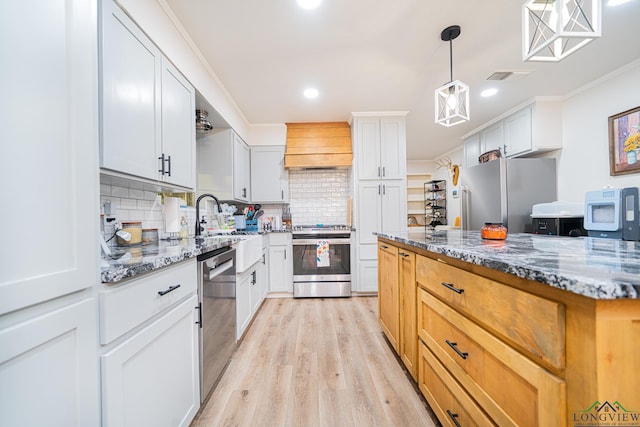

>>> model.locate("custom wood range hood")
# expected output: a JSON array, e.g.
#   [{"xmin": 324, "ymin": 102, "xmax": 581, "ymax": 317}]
[{"xmin": 284, "ymin": 122, "xmax": 352, "ymax": 169}]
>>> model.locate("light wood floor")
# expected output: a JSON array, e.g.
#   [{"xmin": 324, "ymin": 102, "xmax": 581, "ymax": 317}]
[{"xmin": 191, "ymin": 296, "xmax": 438, "ymax": 427}]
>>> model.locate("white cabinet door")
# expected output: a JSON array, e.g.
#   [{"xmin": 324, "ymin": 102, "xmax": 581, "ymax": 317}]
[
  {"xmin": 358, "ymin": 260, "xmax": 379, "ymax": 293},
  {"xmin": 503, "ymin": 105, "xmax": 533, "ymax": 158},
  {"xmin": 480, "ymin": 122, "xmax": 504, "ymax": 155},
  {"xmin": 1, "ymin": 0, "xmax": 98, "ymax": 314},
  {"xmin": 464, "ymin": 133, "xmax": 481, "ymax": 168},
  {"xmin": 197, "ymin": 129, "xmax": 250, "ymax": 202},
  {"xmin": 101, "ymin": 295, "xmax": 199, "ymax": 427},
  {"xmin": 380, "ymin": 180, "xmax": 406, "ymax": 233},
  {"xmin": 354, "ymin": 117, "xmax": 406, "ymax": 180},
  {"xmin": 160, "ymin": 57, "xmax": 195, "ymax": 189},
  {"xmin": 379, "ymin": 118, "xmax": 406, "ymax": 180},
  {"xmin": 251, "ymin": 146, "xmax": 289, "ymax": 203},
  {"xmin": 236, "ymin": 270, "xmax": 252, "ymax": 340},
  {"xmin": 255, "ymin": 249, "xmax": 268, "ymax": 306},
  {"xmin": 233, "ymin": 134, "xmax": 251, "ymax": 202},
  {"xmin": 268, "ymin": 245, "xmax": 293, "ymax": 293},
  {"xmin": 100, "ymin": 0, "xmax": 161, "ymax": 181},
  {"xmin": 355, "ymin": 118, "xmax": 382, "ymax": 180},
  {"xmin": 356, "ymin": 181, "xmax": 383, "ymax": 246},
  {"xmin": 0, "ymin": 299, "xmax": 99, "ymax": 427}
]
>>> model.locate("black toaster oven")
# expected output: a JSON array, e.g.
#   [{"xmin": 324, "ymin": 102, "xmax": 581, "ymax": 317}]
[{"xmin": 532, "ymin": 217, "xmax": 586, "ymax": 237}]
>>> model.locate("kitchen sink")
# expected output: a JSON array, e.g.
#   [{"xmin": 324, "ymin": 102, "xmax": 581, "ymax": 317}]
[{"xmin": 232, "ymin": 235, "xmax": 262, "ymax": 273}]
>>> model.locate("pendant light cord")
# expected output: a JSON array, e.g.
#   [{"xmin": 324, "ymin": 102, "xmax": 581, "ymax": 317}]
[{"xmin": 449, "ymin": 37, "xmax": 453, "ymax": 82}]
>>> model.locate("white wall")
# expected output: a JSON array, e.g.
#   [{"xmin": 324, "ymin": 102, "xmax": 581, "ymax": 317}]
[
  {"xmin": 248, "ymin": 124, "xmax": 286, "ymax": 146},
  {"xmin": 556, "ymin": 60, "xmax": 640, "ymax": 202},
  {"xmin": 116, "ymin": 0, "xmax": 250, "ymax": 140}
]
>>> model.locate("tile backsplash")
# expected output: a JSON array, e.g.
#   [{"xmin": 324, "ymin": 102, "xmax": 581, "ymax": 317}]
[
  {"xmin": 99, "ymin": 168, "xmax": 352, "ymax": 242},
  {"xmin": 288, "ymin": 169, "xmax": 351, "ymax": 225},
  {"xmin": 99, "ymin": 175, "xmax": 198, "ymax": 245}
]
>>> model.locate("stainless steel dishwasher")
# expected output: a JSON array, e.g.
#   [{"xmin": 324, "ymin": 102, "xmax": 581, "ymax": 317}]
[{"xmin": 197, "ymin": 246, "xmax": 236, "ymax": 404}]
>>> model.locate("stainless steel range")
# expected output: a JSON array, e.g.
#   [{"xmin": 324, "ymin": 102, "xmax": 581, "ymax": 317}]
[{"xmin": 292, "ymin": 225, "xmax": 352, "ymax": 298}]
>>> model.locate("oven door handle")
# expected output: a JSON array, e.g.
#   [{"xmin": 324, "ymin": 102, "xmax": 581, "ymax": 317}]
[{"xmin": 293, "ymin": 238, "xmax": 352, "ymax": 245}]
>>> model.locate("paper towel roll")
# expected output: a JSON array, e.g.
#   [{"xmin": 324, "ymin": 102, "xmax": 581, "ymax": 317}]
[{"xmin": 164, "ymin": 197, "xmax": 181, "ymax": 233}]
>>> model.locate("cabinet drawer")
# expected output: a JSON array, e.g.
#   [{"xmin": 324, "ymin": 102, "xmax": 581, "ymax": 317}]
[
  {"xmin": 419, "ymin": 290, "xmax": 566, "ymax": 427},
  {"xmin": 416, "ymin": 255, "xmax": 565, "ymax": 369},
  {"xmin": 269, "ymin": 232, "xmax": 291, "ymax": 246},
  {"xmin": 100, "ymin": 260, "xmax": 197, "ymax": 344},
  {"xmin": 418, "ymin": 341, "xmax": 496, "ymax": 427}
]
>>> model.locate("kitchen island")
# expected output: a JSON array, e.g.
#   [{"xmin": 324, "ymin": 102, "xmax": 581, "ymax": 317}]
[{"xmin": 376, "ymin": 230, "xmax": 640, "ymax": 427}]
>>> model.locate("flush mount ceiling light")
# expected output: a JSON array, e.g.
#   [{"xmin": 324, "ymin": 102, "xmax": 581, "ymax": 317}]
[
  {"xmin": 523, "ymin": 0, "xmax": 602, "ymax": 62},
  {"xmin": 481, "ymin": 88, "xmax": 498, "ymax": 97},
  {"xmin": 435, "ymin": 25, "xmax": 470, "ymax": 127},
  {"xmin": 297, "ymin": 0, "xmax": 321, "ymax": 10},
  {"xmin": 303, "ymin": 88, "xmax": 319, "ymax": 99}
]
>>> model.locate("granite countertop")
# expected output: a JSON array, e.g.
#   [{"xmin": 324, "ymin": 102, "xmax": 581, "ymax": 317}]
[
  {"xmin": 101, "ymin": 236, "xmax": 241, "ymax": 284},
  {"xmin": 376, "ymin": 230, "xmax": 640, "ymax": 300}
]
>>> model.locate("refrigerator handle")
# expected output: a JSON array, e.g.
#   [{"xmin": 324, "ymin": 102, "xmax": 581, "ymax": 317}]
[{"xmin": 460, "ymin": 186, "xmax": 469, "ymax": 231}]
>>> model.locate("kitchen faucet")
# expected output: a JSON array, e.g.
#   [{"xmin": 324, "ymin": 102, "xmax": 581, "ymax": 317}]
[{"xmin": 195, "ymin": 193, "xmax": 222, "ymax": 237}]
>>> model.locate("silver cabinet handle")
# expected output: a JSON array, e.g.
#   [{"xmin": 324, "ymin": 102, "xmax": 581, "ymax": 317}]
[
  {"xmin": 382, "ymin": 166, "xmax": 385, "ymax": 177},
  {"xmin": 377, "ymin": 166, "xmax": 381, "ymax": 177}
]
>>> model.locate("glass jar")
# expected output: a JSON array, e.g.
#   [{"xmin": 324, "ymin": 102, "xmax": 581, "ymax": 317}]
[
  {"xmin": 481, "ymin": 222, "xmax": 507, "ymax": 240},
  {"xmin": 117, "ymin": 221, "xmax": 142, "ymax": 246}
]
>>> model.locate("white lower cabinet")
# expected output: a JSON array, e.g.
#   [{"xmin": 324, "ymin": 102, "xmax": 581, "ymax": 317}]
[
  {"xmin": 101, "ymin": 294, "xmax": 199, "ymax": 427},
  {"xmin": 236, "ymin": 267, "xmax": 254, "ymax": 340},
  {"xmin": 268, "ymin": 233, "xmax": 293, "ymax": 293},
  {"xmin": 253, "ymin": 247, "xmax": 268, "ymax": 312},
  {"xmin": 358, "ymin": 260, "xmax": 379, "ymax": 293},
  {"xmin": 0, "ymin": 298, "xmax": 99, "ymax": 427}
]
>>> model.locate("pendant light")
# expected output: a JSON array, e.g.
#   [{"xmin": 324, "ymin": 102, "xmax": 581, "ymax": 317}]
[
  {"xmin": 435, "ymin": 25, "xmax": 470, "ymax": 127},
  {"xmin": 523, "ymin": 0, "xmax": 602, "ymax": 61}
]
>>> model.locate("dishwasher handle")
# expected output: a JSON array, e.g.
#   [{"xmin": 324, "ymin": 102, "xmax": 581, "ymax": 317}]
[{"xmin": 207, "ymin": 258, "xmax": 235, "ymax": 281}]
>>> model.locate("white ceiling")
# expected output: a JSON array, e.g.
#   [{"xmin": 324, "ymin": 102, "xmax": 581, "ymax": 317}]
[{"xmin": 165, "ymin": 0, "xmax": 640, "ymax": 160}]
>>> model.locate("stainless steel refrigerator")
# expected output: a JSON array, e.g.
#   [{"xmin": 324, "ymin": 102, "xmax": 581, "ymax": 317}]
[{"xmin": 461, "ymin": 158, "xmax": 557, "ymax": 233}]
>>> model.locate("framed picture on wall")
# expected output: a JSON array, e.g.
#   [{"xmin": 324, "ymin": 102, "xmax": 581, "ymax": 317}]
[{"xmin": 609, "ymin": 106, "xmax": 640, "ymax": 176}]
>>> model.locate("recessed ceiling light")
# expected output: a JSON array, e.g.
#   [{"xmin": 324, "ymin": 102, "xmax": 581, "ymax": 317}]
[
  {"xmin": 481, "ymin": 88, "xmax": 498, "ymax": 97},
  {"xmin": 297, "ymin": 0, "xmax": 322, "ymax": 10},
  {"xmin": 303, "ymin": 88, "xmax": 319, "ymax": 99}
]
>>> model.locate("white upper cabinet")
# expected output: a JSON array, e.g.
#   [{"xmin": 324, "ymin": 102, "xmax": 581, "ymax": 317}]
[
  {"xmin": 160, "ymin": 58, "xmax": 196, "ymax": 188},
  {"xmin": 354, "ymin": 117, "xmax": 406, "ymax": 180},
  {"xmin": 503, "ymin": 105, "xmax": 533, "ymax": 158},
  {"xmin": 197, "ymin": 129, "xmax": 250, "ymax": 202},
  {"xmin": 100, "ymin": 0, "xmax": 195, "ymax": 189},
  {"xmin": 233, "ymin": 135, "xmax": 251, "ymax": 202},
  {"xmin": 1, "ymin": 0, "xmax": 98, "ymax": 314},
  {"xmin": 463, "ymin": 99, "xmax": 562, "ymax": 163},
  {"xmin": 463, "ymin": 133, "xmax": 481, "ymax": 168},
  {"xmin": 251, "ymin": 146, "xmax": 289, "ymax": 203},
  {"xmin": 480, "ymin": 122, "xmax": 504, "ymax": 155}
]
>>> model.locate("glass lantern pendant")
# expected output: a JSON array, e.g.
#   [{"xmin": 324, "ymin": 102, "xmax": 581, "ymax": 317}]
[
  {"xmin": 435, "ymin": 25, "xmax": 470, "ymax": 127},
  {"xmin": 523, "ymin": 0, "xmax": 602, "ymax": 62}
]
